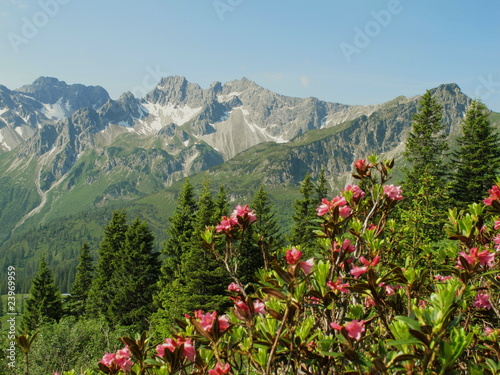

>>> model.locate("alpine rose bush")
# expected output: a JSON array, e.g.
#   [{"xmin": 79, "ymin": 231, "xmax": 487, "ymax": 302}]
[{"xmin": 86, "ymin": 156, "xmax": 499, "ymax": 375}]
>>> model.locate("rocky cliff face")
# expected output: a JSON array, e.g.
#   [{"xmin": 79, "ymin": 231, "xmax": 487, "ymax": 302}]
[{"xmin": 0, "ymin": 76, "xmax": 481, "ymax": 244}]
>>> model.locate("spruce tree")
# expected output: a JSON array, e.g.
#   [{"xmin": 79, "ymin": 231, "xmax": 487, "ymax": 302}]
[
  {"xmin": 250, "ymin": 185, "xmax": 283, "ymax": 267},
  {"xmin": 22, "ymin": 257, "xmax": 62, "ymax": 331},
  {"xmin": 315, "ymin": 168, "xmax": 329, "ymax": 203},
  {"xmin": 86, "ymin": 210, "xmax": 128, "ymax": 319},
  {"xmin": 153, "ymin": 179, "xmax": 199, "ymax": 331},
  {"xmin": 160, "ymin": 179, "xmax": 198, "ymax": 281},
  {"xmin": 289, "ymin": 174, "xmax": 318, "ymax": 253},
  {"xmin": 178, "ymin": 178, "xmax": 229, "ymax": 312},
  {"xmin": 450, "ymin": 100, "xmax": 500, "ymax": 207},
  {"xmin": 109, "ymin": 218, "xmax": 160, "ymax": 330},
  {"xmin": 403, "ymin": 89, "xmax": 448, "ymax": 201},
  {"xmin": 399, "ymin": 89, "xmax": 449, "ymax": 247},
  {"xmin": 214, "ymin": 184, "xmax": 230, "ymax": 220},
  {"xmin": 66, "ymin": 243, "xmax": 93, "ymax": 317}
]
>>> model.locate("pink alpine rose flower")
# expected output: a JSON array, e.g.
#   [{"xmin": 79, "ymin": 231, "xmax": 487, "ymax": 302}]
[
  {"xmin": 194, "ymin": 310, "xmax": 230, "ymax": 332},
  {"xmin": 115, "ymin": 346, "xmax": 133, "ymax": 372},
  {"xmin": 350, "ymin": 266, "xmax": 368, "ymax": 278},
  {"xmin": 354, "ymin": 159, "xmax": 366, "ymax": 170},
  {"xmin": 316, "ymin": 196, "xmax": 348, "ymax": 216},
  {"xmin": 231, "ymin": 204, "xmax": 257, "ymax": 224},
  {"xmin": 495, "ymin": 218, "xmax": 500, "ymax": 230},
  {"xmin": 484, "ymin": 185, "xmax": 500, "ymax": 205},
  {"xmin": 100, "ymin": 346, "xmax": 134, "ymax": 373},
  {"xmin": 253, "ymin": 300, "xmax": 266, "ymax": 315},
  {"xmin": 484, "ymin": 327, "xmax": 497, "ymax": 335},
  {"xmin": 458, "ymin": 247, "xmax": 495, "ymax": 268},
  {"xmin": 285, "ymin": 247, "xmax": 303, "ymax": 265},
  {"xmin": 208, "ymin": 362, "xmax": 231, "ymax": 375},
  {"xmin": 227, "ymin": 282, "xmax": 242, "ymax": 293},
  {"xmin": 344, "ymin": 320, "xmax": 365, "ymax": 340},
  {"xmin": 474, "ymin": 292, "xmax": 492, "ymax": 310},
  {"xmin": 338, "ymin": 205, "xmax": 352, "ymax": 218},
  {"xmin": 100, "ymin": 353, "xmax": 115, "ymax": 367},
  {"xmin": 434, "ymin": 274, "xmax": 453, "ymax": 282},
  {"xmin": 157, "ymin": 337, "xmax": 196, "ymax": 362},
  {"xmin": 216, "ymin": 216, "xmax": 238, "ymax": 233},
  {"xmin": 327, "ymin": 279, "xmax": 350, "ymax": 293},
  {"xmin": 234, "ymin": 299, "xmax": 266, "ymax": 320},
  {"xmin": 383, "ymin": 185, "xmax": 403, "ymax": 200},
  {"xmin": 344, "ymin": 184, "xmax": 365, "ymax": 199},
  {"xmin": 299, "ymin": 258, "xmax": 314, "ymax": 275},
  {"xmin": 331, "ymin": 320, "xmax": 365, "ymax": 341},
  {"xmin": 334, "ymin": 239, "xmax": 355, "ymax": 253}
]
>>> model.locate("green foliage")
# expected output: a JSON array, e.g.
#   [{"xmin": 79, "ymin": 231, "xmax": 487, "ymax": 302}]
[
  {"xmin": 249, "ymin": 185, "xmax": 284, "ymax": 266},
  {"xmin": 65, "ymin": 242, "xmax": 94, "ymax": 317},
  {"xmin": 21, "ymin": 257, "xmax": 62, "ymax": 331},
  {"xmin": 153, "ymin": 179, "xmax": 230, "ymax": 337},
  {"xmin": 450, "ymin": 100, "xmax": 500, "ymax": 208},
  {"xmin": 25, "ymin": 317, "xmax": 129, "ymax": 375},
  {"xmin": 87, "ymin": 210, "xmax": 128, "ymax": 320},
  {"xmin": 108, "ymin": 218, "xmax": 160, "ymax": 331},
  {"xmin": 289, "ymin": 174, "xmax": 319, "ymax": 254},
  {"xmin": 400, "ymin": 90, "xmax": 450, "ymax": 248},
  {"xmin": 403, "ymin": 90, "xmax": 448, "ymax": 205}
]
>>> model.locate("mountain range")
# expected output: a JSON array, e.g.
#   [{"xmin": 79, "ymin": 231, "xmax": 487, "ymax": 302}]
[{"xmin": 0, "ymin": 75, "xmax": 497, "ymax": 292}]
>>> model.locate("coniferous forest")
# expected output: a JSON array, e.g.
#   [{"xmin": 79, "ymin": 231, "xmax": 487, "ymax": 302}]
[{"xmin": 1, "ymin": 94, "xmax": 500, "ymax": 374}]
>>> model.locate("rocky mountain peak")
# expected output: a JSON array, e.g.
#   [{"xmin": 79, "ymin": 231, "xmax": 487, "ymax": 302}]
[{"xmin": 17, "ymin": 76, "xmax": 109, "ymax": 106}]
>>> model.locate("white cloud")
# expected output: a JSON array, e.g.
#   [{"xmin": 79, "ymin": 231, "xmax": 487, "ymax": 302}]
[{"xmin": 300, "ymin": 75, "xmax": 311, "ymax": 87}]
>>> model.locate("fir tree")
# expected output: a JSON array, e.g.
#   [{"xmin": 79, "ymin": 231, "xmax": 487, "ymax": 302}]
[
  {"xmin": 450, "ymin": 100, "xmax": 500, "ymax": 207},
  {"xmin": 153, "ymin": 179, "xmax": 198, "ymax": 324},
  {"xmin": 86, "ymin": 210, "xmax": 128, "ymax": 318},
  {"xmin": 22, "ymin": 257, "xmax": 62, "ymax": 331},
  {"xmin": 250, "ymin": 185, "xmax": 284, "ymax": 268},
  {"xmin": 159, "ymin": 179, "xmax": 198, "ymax": 282},
  {"xmin": 399, "ymin": 90, "xmax": 449, "ymax": 244},
  {"xmin": 109, "ymin": 218, "xmax": 160, "ymax": 330},
  {"xmin": 178, "ymin": 178, "xmax": 229, "ymax": 312},
  {"xmin": 315, "ymin": 168, "xmax": 329, "ymax": 203},
  {"xmin": 214, "ymin": 184, "xmax": 230, "ymax": 220},
  {"xmin": 289, "ymin": 174, "xmax": 318, "ymax": 253},
  {"xmin": 66, "ymin": 243, "xmax": 93, "ymax": 317},
  {"xmin": 403, "ymin": 89, "xmax": 448, "ymax": 200}
]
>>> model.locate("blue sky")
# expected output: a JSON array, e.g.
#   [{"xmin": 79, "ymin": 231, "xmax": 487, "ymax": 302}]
[{"xmin": 1, "ymin": 0, "xmax": 499, "ymax": 110}]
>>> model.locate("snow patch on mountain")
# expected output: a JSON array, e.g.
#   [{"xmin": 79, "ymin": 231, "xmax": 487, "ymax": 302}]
[
  {"xmin": 143, "ymin": 102, "xmax": 201, "ymax": 126},
  {"xmin": 42, "ymin": 98, "xmax": 73, "ymax": 121},
  {"xmin": 217, "ymin": 91, "xmax": 242, "ymax": 102},
  {"xmin": 0, "ymin": 131, "xmax": 11, "ymax": 151}
]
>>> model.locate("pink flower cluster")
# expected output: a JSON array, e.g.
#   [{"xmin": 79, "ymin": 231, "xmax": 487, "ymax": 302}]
[
  {"xmin": 100, "ymin": 346, "xmax": 134, "ymax": 373},
  {"xmin": 285, "ymin": 247, "xmax": 314, "ymax": 274},
  {"xmin": 327, "ymin": 278, "xmax": 350, "ymax": 293},
  {"xmin": 227, "ymin": 282, "xmax": 242, "ymax": 293},
  {"xmin": 333, "ymin": 239, "xmax": 355, "ymax": 253},
  {"xmin": 234, "ymin": 298, "xmax": 266, "ymax": 320},
  {"xmin": 216, "ymin": 205, "xmax": 257, "ymax": 233},
  {"xmin": 350, "ymin": 256, "xmax": 380, "ymax": 278},
  {"xmin": 484, "ymin": 185, "xmax": 500, "ymax": 205},
  {"xmin": 330, "ymin": 319, "xmax": 366, "ymax": 341},
  {"xmin": 156, "ymin": 337, "xmax": 196, "ymax": 362},
  {"xmin": 317, "ymin": 196, "xmax": 351, "ymax": 218},
  {"xmin": 383, "ymin": 185, "xmax": 403, "ymax": 201},
  {"xmin": 208, "ymin": 362, "xmax": 231, "ymax": 375},
  {"xmin": 474, "ymin": 292, "xmax": 492, "ymax": 310},
  {"xmin": 194, "ymin": 310, "xmax": 230, "ymax": 332},
  {"xmin": 458, "ymin": 247, "xmax": 495, "ymax": 268},
  {"xmin": 343, "ymin": 184, "xmax": 365, "ymax": 200},
  {"xmin": 354, "ymin": 159, "xmax": 367, "ymax": 171}
]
